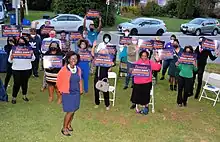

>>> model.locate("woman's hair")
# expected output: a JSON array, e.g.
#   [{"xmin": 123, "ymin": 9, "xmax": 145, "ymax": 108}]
[
  {"xmin": 48, "ymin": 41, "xmax": 62, "ymax": 53},
  {"xmin": 102, "ymin": 34, "xmax": 111, "ymax": 42},
  {"xmin": 17, "ymin": 36, "xmax": 29, "ymax": 46},
  {"xmin": 7, "ymin": 37, "xmax": 16, "ymax": 45},
  {"xmin": 170, "ymin": 34, "xmax": 176, "ymax": 39},
  {"xmin": 183, "ymin": 45, "xmax": 194, "ymax": 53},
  {"xmin": 65, "ymin": 51, "xmax": 80, "ymax": 65},
  {"xmin": 139, "ymin": 50, "xmax": 149, "ymax": 58},
  {"xmin": 173, "ymin": 39, "xmax": 179, "ymax": 45},
  {"xmin": 77, "ymin": 39, "xmax": 89, "ymax": 49}
]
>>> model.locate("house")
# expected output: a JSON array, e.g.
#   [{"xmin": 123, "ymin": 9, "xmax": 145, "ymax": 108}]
[{"xmin": 119, "ymin": 0, "xmax": 167, "ymax": 6}]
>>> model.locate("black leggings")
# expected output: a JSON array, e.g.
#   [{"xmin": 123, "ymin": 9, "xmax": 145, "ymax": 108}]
[
  {"xmin": 12, "ymin": 69, "xmax": 32, "ymax": 98},
  {"xmin": 4, "ymin": 62, "xmax": 12, "ymax": 90}
]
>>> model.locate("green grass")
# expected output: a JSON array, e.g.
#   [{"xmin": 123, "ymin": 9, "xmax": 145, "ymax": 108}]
[
  {"xmin": 0, "ymin": 64, "xmax": 220, "ymax": 142},
  {"xmin": 206, "ymin": 63, "xmax": 220, "ymax": 74},
  {"xmin": 24, "ymin": 10, "xmax": 55, "ymax": 21}
]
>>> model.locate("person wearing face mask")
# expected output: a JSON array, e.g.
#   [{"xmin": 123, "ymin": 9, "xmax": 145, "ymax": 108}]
[
  {"xmin": 29, "ymin": 28, "xmax": 42, "ymax": 77},
  {"xmin": 83, "ymin": 15, "xmax": 102, "ymax": 47},
  {"xmin": 39, "ymin": 21, "xmax": 51, "ymax": 40},
  {"xmin": 4, "ymin": 37, "xmax": 16, "ymax": 91},
  {"xmin": 8, "ymin": 37, "xmax": 36, "ymax": 104},
  {"xmin": 130, "ymin": 50, "xmax": 161, "ymax": 115},
  {"xmin": 168, "ymin": 39, "xmax": 183, "ymax": 91},
  {"xmin": 192, "ymin": 37, "xmax": 218, "ymax": 99},
  {"xmin": 160, "ymin": 34, "xmax": 176, "ymax": 80},
  {"xmin": 41, "ymin": 30, "xmax": 62, "ymax": 92},
  {"xmin": 60, "ymin": 31, "xmax": 71, "ymax": 54},
  {"xmin": 82, "ymin": 30, "xmax": 92, "ymax": 47},
  {"xmin": 175, "ymin": 46, "xmax": 197, "ymax": 107},
  {"xmin": 57, "ymin": 51, "xmax": 82, "ymax": 136},
  {"xmin": 44, "ymin": 41, "xmax": 63, "ymax": 104},
  {"xmin": 76, "ymin": 39, "xmax": 90, "ymax": 94}
]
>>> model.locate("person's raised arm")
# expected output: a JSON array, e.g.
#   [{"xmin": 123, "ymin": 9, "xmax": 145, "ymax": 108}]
[
  {"xmin": 97, "ymin": 16, "xmax": 102, "ymax": 33},
  {"xmin": 83, "ymin": 15, "xmax": 87, "ymax": 31},
  {"xmin": 208, "ymin": 50, "xmax": 217, "ymax": 61},
  {"xmin": 91, "ymin": 41, "xmax": 97, "ymax": 57}
]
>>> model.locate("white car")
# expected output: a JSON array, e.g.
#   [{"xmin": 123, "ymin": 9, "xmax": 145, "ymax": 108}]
[{"xmin": 32, "ymin": 14, "xmax": 93, "ymax": 32}]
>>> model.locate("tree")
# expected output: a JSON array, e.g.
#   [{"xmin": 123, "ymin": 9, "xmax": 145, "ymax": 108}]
[
  {"xmin": 185, "ymin": 0, "xmax": 195, "ymax": 19},
  {"xmin": 177, "ymin": 0, "xmax": 188, "ymax": 19}
]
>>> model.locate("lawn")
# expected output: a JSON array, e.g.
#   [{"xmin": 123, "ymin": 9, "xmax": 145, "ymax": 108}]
[{"xmin": 0, "ymin": 64, "xmax": 220, "ymax": 142}]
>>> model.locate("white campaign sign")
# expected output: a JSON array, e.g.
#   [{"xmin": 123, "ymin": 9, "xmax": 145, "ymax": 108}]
[{"xmin": 12, "ymin": 0, "xmax": 21, "ymax": 9}]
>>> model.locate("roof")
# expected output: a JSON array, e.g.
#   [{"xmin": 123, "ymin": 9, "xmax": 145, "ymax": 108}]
[{"xmin": 136, "ymin": 17, "xmax": 164, "ymax": 22}]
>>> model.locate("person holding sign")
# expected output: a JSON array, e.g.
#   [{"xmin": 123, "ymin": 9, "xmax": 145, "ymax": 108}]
[
  {"xmin": 168, "ymin": 39, "xmax": 183, "ymax": 91},
  {"xmin": 4, "ymin": 37, "xmax": 17, "ymax": 91},
  {"xmin": 44, "ymin": 41, "xmax": 63, "ymax": 104},
  {"xmin": 130, "ymin": 50, "xmax": 161, "ymax": 115},
  {"xmin": 77, "ymin": 39, "xmax": 91, "ymax": 94},
  {"xmin": 83, "ymin": 14, "xmax": 102, "ymax": 46},
  {"xmin": 192, "ymin": 37, "xmax": 218, "ymax": 99},
  {"xmin": 8, "ymin": 37, "xmax": 35, "ymax": 104},
  {"xmin": 57, "ymin": 51, "xmax": 82, "ymax": 136},
  {"xmin": 60, "ymin": 31, "xmax": 70, "ymax": 54},
  {"xmin": 175, "ymin": 46, "xmax": 197, "ymax": 107}
]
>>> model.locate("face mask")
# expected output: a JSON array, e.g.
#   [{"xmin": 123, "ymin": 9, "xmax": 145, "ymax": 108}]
[
  {"xmin": 124, "ymin": 32, "xmax": 129, "ymax": 37},
  {"xmin": 80, "ymin": 44, "xmax": 86, "ymax": 49},
  {"xmin": 31, "ymin": 34, "xmax": 35, "ymax": 38},
  {"xmin": 50, "ymin": 47, "xmax": 57, "ymax": 51},
  {"xmin": 90, "ymin": 28, "xmax": 94, "ymax": 32},
  {"xmin": 199, "ymin": 42, "xmax": 202, "ymax": 45},
  {"xmin": 104, "ymin": 38, "xmax": 110, "ymax": 43},
  {"xmin": 132, "ymin": 40, "xmax": 138, "ymax": 45},
  {"xmin": 170, "ymin": 40, "xmax": 174, "ymax": 43},
  {"xmin": 173, "ymin": 45, "xmax": 178, "ymax": 48},
  {"xmin": 49, "ymin": 34, "xmax": 56, "ymax": 38}
]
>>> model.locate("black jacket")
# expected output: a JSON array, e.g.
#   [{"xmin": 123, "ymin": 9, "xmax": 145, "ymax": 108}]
[{"xmin": 29, "ymin": 35, "xmax": 42, "ymax": 58}]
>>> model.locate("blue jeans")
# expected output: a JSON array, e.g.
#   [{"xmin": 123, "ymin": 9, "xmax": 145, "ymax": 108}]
[
  {"xmin": 125, "ymin": 62, "xmax": 134, "ymax": 87},
  {"xmin": 162, "ymin": 60, "xmax": 171, "ymax": 76}
]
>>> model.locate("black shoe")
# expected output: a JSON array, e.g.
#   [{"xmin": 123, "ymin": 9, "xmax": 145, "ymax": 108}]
[
  {"xmin": 160, "ymin": 76, "xmax": 165, "ymax": 80},
  {"xmin": 11, "ymin": 100, "xmax": 16, "ymax": 104},
  {"xmin": 183, "ymin": 102, "xmax": 187, "ymax": 107},
  {"xmin": 34, "ymin": 74, "xmax": 39, "ymax": 77},
  {"xmin": 130, "ymin": 104, "xmax": 136, "ymax": 109},
  {"xmin": 61, "ymin": 129, "xmax": 71, "ymax": 136},
  {"xmin": 123, "ymin": 86, "xmax": 128, "ymax": 90},
  {"xmin": 174, "ymin": 85, "xmax": 177, "ymax": 91},
  {"xmin": 194, "ymin": 94, "xmax": 199, "ymax": 99},
  {"xmin": 23, "ymin": 97, "xmax": 29, "ymax": 102},
  {"xmin": 131, "ymin": 85, "xmax": 133, "ymax": 88},
  {"xmin": 170, "ymin": 85, "xmax": 173, "ymax": 91}
]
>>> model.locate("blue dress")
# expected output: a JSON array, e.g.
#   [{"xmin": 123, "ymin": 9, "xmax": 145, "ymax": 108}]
[{"xmin": 62, "ymin": 69, "xmax": 81, "ymax": 112}]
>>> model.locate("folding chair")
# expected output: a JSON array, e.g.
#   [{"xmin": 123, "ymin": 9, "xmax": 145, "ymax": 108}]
[
  {"xmin": 149, "ymin": 85, "xmax": 155, "ymax": 113},
  {"xmin": 199, "ymin": 73, "xmax": 220, "ymax": 106},
  {"xmin": 118, "ymin": 57, "xmax": 127, "ymax": 77},
  {"xmin": 99, "ymin": 72, "xmax": 117, "ymax": 106}
]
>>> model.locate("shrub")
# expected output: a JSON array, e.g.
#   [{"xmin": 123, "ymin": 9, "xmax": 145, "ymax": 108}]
[
  {"xmin": 142, "ymin": 2, "xmax": 163, "ymax": 17},
  {"xmin": 120, "ymin": 6, "xmax": 141, "ymax": 16},
  {"xmin": 163, "ymin": 0, "xmax": 180, "ymax": 17}
]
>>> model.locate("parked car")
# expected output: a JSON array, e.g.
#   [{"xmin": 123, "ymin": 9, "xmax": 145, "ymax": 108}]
[
  {"xmin": 0, "ymin": 1, "xmax": 7, "ymax": 24},
  {"xmin": 180, "ymin": 18, "xmax": 220, "ymax": 36},
  {"xmin": 32, "ymin": 14, "xmax": 93, "ymax": 33},
  {"xmin": 117, "ymin": 17, "xmax": 167, "ymax": 36}
]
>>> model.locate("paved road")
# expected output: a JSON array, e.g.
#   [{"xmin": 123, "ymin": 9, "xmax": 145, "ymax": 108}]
[{"xmin": 0, "ymin": 31, "xmax": 219, "ymax": 63}]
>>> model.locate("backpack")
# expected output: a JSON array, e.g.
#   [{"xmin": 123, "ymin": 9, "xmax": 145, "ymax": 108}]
[{"xmin": 0, "ymin": 78, "xmax": 8, "ymax": 102}]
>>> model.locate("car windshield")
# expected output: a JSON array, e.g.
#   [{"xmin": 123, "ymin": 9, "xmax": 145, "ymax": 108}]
[
  {"xmin": 49, "ymin": 15, "xmax": 59, "ymax": 20},
  {"xmin": 0, "ymin": 6, "xmax": 2, "ymax": 12},
  {"xmin": 130, "ymin": 18, "xmax": 144, "ymax": 24},
  {"xmin": 189, "ymin": 19, "xmax": 204, "ymax": 25}
]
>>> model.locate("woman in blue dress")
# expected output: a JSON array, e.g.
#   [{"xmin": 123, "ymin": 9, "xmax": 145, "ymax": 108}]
[{"xmin": 57, "ymin": 51, "xmax": 83, "ymax": 136}]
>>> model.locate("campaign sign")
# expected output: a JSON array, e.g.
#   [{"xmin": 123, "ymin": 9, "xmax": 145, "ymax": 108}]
[
  {"xmin": 69, "ymin": 32, "xmax": 82, "ymax": 42},
  {"xmin": 2, "ymin": 25, "xmax": 21, "ymax": 37},
  {"xmin": 106, "ymin": 45, "xmax": 117, "ymax": 55},
  {"xmin": 41, "ymin": 40, "xmax": 60, "ymax": 53},
  {"xmin": 157, "ymin": 49, "xmax": 173, "ymax": 60},
  {"xmin": 86, "ymin": 10, "xmax": 100, "ymax": 19},
  {"xmin": 61, "ymin": 40, "xmax": 70, "ymax": 52},
  {"xmin": 153, "ymin": 40, "xmax": 165, "ymax": 50},
  {"xmin": 128, "ymin": 63, "xmax": 151, "ymax": 77},
  {"xmin": 12, "ymin": 46, "xmax": 33, "ymax": 59},
  {"xmin": 78, "ymin": 49, "xmax": 92, "ymax": 62},
  {"xmin": 43, "ymin": 55, "xmax": 63, "ymax": 68},
  {"xmin": 138, "ymin": 39, "xmax": 153, "ymax": 50},
  {"xmin": 94, "ymin": 53, "xmax": 114, "ymax": 67},
  {"xmin": 41, "ymin": 26, "xmax": 54, "ymax": 35},
  {"xmin": 201, "ymin": 38, "xmax": 217, "ymax": 51},
  {"xmin": 119, "ymin": 36, "xmax": 132, "ymax": 45},
  {"xmin": 178, "ymin": 53, "xmax": 197, "ymax": 65}
]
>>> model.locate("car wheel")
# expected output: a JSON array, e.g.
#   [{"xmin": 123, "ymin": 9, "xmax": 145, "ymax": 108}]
[
  {"xmin": 212, "ymin": 29, "xmax": 218, "ymax": 36},
  {"xmin": 195, "ymin": 29, "xmax": 201, "ymax": 36},
  {"xmin": 182, "ymin": 31, "xmax": 187, "ymax": 34},
  {"xmin": 130, "ymin": 28, "xmax": 138, "ymax": 35},
  {"xmin": 156, "ymin": 29, "xmax": 164, "ymax": 36},
  {"xmin": 78, "ymin": 26, "xmax": 83, "ymax": 34}
]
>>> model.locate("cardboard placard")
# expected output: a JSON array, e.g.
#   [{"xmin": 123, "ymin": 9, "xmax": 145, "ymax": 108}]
[
  {"xmin": 94, "ymin": 53, "xmax": 114, "ymax": 67},
  {"xmin": 106, "ymin": 45, "xmax": 117, "ymax": 55},
  {"xmin": 12, "ymin": 46, "xmax": 33, "ymax": 59},
  {"xmin": 86, "ymin": 10, "xmax": 100, "ymax": 19},
  {"xmin": 43, "ymin": 55, "xmax": 63, "ymax": 68},
  {"xmin": 138, "ymin": 39, "xmax": 153, "ymax": 50},
  {"xmin": 78, "ymin": 49, "xmax": 92, "ymax": 62},
  {"xmin": 153, "ymin": 40, "xmax": 165, "ymax": 49},
  {"xmin": 178, "ymin": 53, "xmax": 197, "ymax": 65},
  {"xmin": 41, "ymin": 26, "xmax": 54, "ymax": 35},
  {"xmin": 157, "ymin": 49, "xmax": 174, "ymax": 60},
  {"xmin": 69, "ymin": 32, "xmax": 82, "ymax": 42},
  {"xmin": 201, "ymin": 38, "xmax": 217, "ymax": 51},
  {"xmin": 2, "ymin": 25, "xmax": 21, "ymax": 37},
  {"xmin": 128, "ymin": 63, "xmax": 151, "ymax": 77},
  {"xmin": 41, "ymin": 40, "xmax": 60, "ymax": 53}
]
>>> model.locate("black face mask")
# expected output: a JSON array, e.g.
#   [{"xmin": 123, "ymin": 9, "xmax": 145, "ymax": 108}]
[
  {"xmin": 90, "ymin": 28, "xmax": 94, "ymax": 32},
  {"xmin": 50, "ymin": 47, "xmax": 57, "ymax": 51},
  {"xmin": 173, "ymin": 45, "xmax": 178, "ymax": 48},
  {"xmin": 19, "ymin": 43, "xmax": 25, "ymax": 46},
  {"xmin": 199, "ymin": 42, "xmax": 202, "ymax": 45}
]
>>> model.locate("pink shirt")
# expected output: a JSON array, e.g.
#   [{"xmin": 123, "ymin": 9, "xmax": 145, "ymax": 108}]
[{"xmin": 134, "ymin": 59, "xmax": 161, "ymax": 84}]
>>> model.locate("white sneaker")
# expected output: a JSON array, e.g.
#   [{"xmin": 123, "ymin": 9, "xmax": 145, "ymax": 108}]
[
  {"xmin": 106, "ymin": 106, "xmax": 110, "ymax": 111},
  {"xmin": 94, "ymin": 105, "xmax": 99, "ymax": 109}
]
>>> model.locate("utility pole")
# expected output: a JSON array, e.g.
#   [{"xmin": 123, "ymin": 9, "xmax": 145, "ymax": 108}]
[{"xmin": 105, "ymin": 0, "xmax": 110, "ymax": 26}]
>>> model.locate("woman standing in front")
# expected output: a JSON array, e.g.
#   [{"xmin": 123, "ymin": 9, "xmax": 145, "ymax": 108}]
[
  {"xmin": 44, "ymin": 41, "xmax": 63, "ymax": 104},
  {"xmin": 57, "ymin": 51, "xmax": 82, "ymax": 136},
  {"xmin": 8, "ymin": 37, "xmax": 35, "ymax": 104},
  {"xmin": 131, "ymin": 50, "xmax": 161, "ymax": 115}
]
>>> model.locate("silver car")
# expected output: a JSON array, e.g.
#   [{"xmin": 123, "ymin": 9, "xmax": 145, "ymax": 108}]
[
  {"xmin": 117, "ymin": 17, "xmax": 167, "ymax": 36},
  {"xmin": 180, "ymin": 18, "xmax": 220, "ymax": 36},
  {"xmin": 32, "ymin": 14, "xmax": 93, "ymax": 32}
]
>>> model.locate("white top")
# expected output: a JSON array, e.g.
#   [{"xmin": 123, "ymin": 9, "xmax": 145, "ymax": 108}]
[
  {"xmin": 8, "ymin": 50, "xmax": 36, "ymax": 70},
  {"xmin": 41, "ymin": 37, "xmax": 62, "ymax": 54},
  {"xmin": 96, "ymin": 42, "xmax": 112, "ymax": 53}
]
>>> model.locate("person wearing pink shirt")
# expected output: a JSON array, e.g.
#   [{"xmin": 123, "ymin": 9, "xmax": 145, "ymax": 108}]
[{"xmin": 130, "ymin": 50, "xmax": 161, "ymax": 115}]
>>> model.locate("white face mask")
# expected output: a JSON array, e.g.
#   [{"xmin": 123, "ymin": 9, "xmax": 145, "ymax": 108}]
[
  {"xmin": 125, "ymin": 32, "xmax": 129, "ymax": 37},
  {"xmin": 104, "ymin": 38, "xmax": 110, "ymax": 43},
  {"xmin": 132, "ymin": 40, "xmax": 138, "ymax": 45},
  {"xmin": 31, "ymin": 34, "xmax": 35, "ymax": 38},
  {"xmin": 170, "ymin": 40, "xmax": 174, "ymax": 43}
]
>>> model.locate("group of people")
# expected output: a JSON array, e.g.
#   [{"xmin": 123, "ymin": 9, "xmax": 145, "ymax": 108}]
[{"xmin": 2, "ymin": 15, "xmax": 219, "ymax": 136}]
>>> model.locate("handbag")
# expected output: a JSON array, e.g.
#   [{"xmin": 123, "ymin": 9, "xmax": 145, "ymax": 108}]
[{"xmin": 95, "ymin": 78, "xmax": 109, "ymax": 92}]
